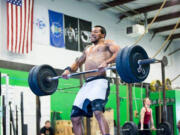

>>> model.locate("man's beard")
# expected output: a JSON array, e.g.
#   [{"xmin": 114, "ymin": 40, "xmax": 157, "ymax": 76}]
[
  {"xmin": 91, "ymin": 37, "xmax": 101, "ymax": 44},
  {"xmin": 91, "ymin": 39, "xmax": 98, "ymax": 44}
]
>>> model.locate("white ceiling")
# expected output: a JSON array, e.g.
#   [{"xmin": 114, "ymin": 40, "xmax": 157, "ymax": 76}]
[{"xmin": 81, "ymin": 0, "xmax": 180, "ymax": 40}]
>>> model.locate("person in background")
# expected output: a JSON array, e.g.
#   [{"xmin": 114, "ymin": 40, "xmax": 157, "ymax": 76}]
[
  {"xmin": 40, "ymin": 120, "xmax": 54, "ymax": 135},
  {"xmin": 138, "ymin": 97, "xmax": 155, "ymax": 135}
]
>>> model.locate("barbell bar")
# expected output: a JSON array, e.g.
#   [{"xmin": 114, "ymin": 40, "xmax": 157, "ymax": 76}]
[
  {"xmin": 121, "ymin": 121, "xmax": 171, "ymax": 135},
  {"xmin": 48, "ymin": 66, "xmax": 116, "ymax": 81},
  {"xmin": 49, "ymin": 57, "xmax": 158, "ymax": 81},
  {"xmin": 122, "ymin": 128, "xmax": 163, "ymax": 131},
  {"xmin": 28, "ymin": 45, "xmax": 167, "ymax": 96}
]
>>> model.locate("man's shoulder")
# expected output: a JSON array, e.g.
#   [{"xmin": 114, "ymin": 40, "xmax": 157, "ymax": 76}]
[
  {"xmin": 40, "ymin": 126, "xmax": 46, "ymax": 133},
  {"xmin": 104, "ymin": 40, "xmax": 116, "ymax": 46},
  {"xmin": 40, "ymin": 126, "xmax": 46, "ymax": 130}
]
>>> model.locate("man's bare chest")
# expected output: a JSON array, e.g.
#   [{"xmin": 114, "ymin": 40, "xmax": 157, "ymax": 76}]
[{"xmin": 87, "ymin": 45, "xmax": 110, "ymax": 55}]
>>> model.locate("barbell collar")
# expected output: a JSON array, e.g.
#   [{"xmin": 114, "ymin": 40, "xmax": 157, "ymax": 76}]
[
  {"xmin": 161, "ymin": 56, "xmax": 168, "ymax": 66},
  {"xmin": 138, "ymin": 58, "xmax": 157, "ymax": 65}
]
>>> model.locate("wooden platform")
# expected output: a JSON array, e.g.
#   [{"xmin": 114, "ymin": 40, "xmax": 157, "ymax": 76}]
[
  {"xmin": 55, "ymin": 120, "xmax": 74, "ymax": 135},
  {"xmin": 84, "ymin": 109, "xmax": 114, "ymax": 135},
  {"xmin": 55, "ymin": 109, "xmax": 114, "ymax": 135}
]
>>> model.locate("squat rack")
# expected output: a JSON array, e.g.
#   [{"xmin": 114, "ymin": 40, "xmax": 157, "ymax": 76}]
[{"xmin": 115, "ymin": 56, "xmax": 168, "ymax": 135}]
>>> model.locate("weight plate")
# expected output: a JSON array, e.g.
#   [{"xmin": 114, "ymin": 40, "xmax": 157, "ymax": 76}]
[
  {"xmin": 157, "ymin": 122, "xmax": 171, "ymax": 135},
  {"xmin": 28, "ymin": 65, "xmax": 58, "ymax": 96},
  {"xmin": 122, "ymin": 121, "xmax": 138, "ymax": 135},
  {"xmin": 28, "ymin": 66, "xmax": 45, "ymax": 96},
  {"xmin": 116, "ymin": 47, "xmax": 133, "ymax": 83},
  {"xmin": 124, "ymin": 45, "xmax": 150, "ymax": 82}
]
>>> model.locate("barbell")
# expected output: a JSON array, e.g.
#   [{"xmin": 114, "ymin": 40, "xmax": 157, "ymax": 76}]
[
  {"xmin": 122, "ymin": 121, "xmax": 171, "ymax": 135},
  {"xmin": 28, "ymin": 45, "xmax": 167, "ymax": 96}
]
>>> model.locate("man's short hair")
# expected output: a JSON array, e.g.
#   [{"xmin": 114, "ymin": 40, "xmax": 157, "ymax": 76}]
[
  {"xmin": 45, "ymin": 120, "xmax": 50, "ymax": 124},
  {"xmin": 94, "ymin": 25, "xmax": 106, "ymax": 38}
]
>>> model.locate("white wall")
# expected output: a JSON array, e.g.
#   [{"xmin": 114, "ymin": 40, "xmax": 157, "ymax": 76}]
[
  {"xmin": 166, "ymin": 41, "xmax": 180, "ymax": 87},
  {"xmin": 0, "ymin": 0, "xmax": 179, "ymax": 86},
  {"xmin": 1, "ymin": 84, "xmax": 50, "ymax": 135}
]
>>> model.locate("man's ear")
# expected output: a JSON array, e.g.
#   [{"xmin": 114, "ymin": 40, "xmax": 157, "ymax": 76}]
[{"xmin": 101, "ymin": 34, "xmax": 105, "ymax": 38}]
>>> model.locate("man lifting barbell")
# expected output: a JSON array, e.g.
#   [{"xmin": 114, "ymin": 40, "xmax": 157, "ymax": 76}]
[
  {"xmin": 28, "ymin": 25, "xmax": 168, "ymax": 134},
  {"xmin": 28, "ymin": 33, "xmax": 162, "ymax": 96},
  {"xmin": 61, "ymin": 25, "xmax": 120, "ymax": 135}
]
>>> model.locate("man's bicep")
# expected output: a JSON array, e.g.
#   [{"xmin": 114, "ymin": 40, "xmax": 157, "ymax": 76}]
[
  {"xmin": 71, "ymin": 46, "xmax": 89, "ymax": 71},
  {"xmin": 109, "ymin": 42, "xmax": 120, "ymax": 54},
  {"xmin": 77, "ymin": 52, "xmax": 86, "ymax": 64},
  {"xmin": 70, "ymin": 52, "xmax": 86, "ymax": 72}
]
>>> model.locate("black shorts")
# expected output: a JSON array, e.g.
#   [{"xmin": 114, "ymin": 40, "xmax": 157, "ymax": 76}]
[{"xmin": 71, "ymin": 76, "xmax": 110, "ymax": 118}]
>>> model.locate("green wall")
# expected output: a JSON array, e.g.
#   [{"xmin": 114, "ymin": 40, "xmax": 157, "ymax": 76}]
[
  {"xmin": 0, "ymin": 68, "xmax": 29, "ymax": 86},
  {"xmin": 50, "ymin": 78, "xmax": 80, "ymax": 120},
  {"xmin": 175, "ymin": 90, "xmax": 180, "ymax": 135}
]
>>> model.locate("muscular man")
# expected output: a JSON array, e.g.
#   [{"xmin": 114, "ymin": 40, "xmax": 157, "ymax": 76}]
[{"xmin": 62, "ymin": 25, "xmax": 120, "ymax": 135}]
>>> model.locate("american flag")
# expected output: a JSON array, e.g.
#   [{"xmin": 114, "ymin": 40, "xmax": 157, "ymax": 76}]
[{"xmin": 7, "ymin": 0, "xmax": 34, "ymax": 54}]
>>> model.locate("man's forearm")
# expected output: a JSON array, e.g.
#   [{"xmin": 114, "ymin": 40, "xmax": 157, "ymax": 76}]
[
  {"xmin": 69, "ymin": 53, "xmax": 86, "ymax": 72},
  {"xmin": 69, "ymin": 62, "xmax": 79, "ymax": 72}
]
